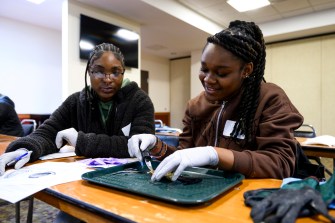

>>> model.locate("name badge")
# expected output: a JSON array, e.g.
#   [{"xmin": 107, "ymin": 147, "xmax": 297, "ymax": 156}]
[
  {"xmin": 122, "ymin": 123, "xmax": 131, "ymax": 136},
  {"xmin": 223, "ymin": 120, "xmax": 245, "ymax": 139}
]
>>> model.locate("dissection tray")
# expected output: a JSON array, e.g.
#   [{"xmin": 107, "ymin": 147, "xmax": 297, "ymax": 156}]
[{"xmin": 81, "ymin": 161, "xmax": 244, "ymax": 205}]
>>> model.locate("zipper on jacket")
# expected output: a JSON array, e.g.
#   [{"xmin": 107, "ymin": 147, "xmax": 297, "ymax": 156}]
[{"xmin": 214, "ymin": 102, "xmax": 226, "ymax": 147}]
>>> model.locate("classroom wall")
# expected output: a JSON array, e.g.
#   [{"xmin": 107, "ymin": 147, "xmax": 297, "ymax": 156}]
[
  {"xmin": 190, "ymin": 49, "xmax": 204, "ymax": 98},
  {"xmin": 2, "ymin": 2, "xmax": 334, "ymax": 136},
  {"xmin": 265, "ymin": 34, "xmax": 335, "ymax": 136},
  {"xmin": 170, "ymin": 57, "xmax": 190, "ymax": 129},
  {"xmin": 321, "ymin": 35, "xmax": 335, "ymax": 136},
  {"xmin": 0, "ymin": 2, "xmax": 172, "ymax": 116},
  {"xmin": 0, "ymin": 16, "xmax": 62, "ymax": 114},
  {"xmin": 141, "ymin": 53, "xmax": 170, "ymax": 113}
]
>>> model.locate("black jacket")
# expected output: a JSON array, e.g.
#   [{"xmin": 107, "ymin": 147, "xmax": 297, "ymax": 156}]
[
  {"xmin": 0, "ymin": 95, "xmax": 23, "ymax": 137},
  {"xmin": 6, "ymin": 82, "xmax": 155, "ymax": 161}
]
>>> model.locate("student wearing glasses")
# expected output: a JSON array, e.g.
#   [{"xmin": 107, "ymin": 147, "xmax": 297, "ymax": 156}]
[
  {"xmin": 128, "ymin": 20, "xmax": 304, "ymax": 181},
  {"xmin": 0, "ymin": 43, "xmax": 155, "ymax": 174}
]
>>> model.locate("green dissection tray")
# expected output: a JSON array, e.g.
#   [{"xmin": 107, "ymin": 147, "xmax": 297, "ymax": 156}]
[{"xmin": 81, "ymin": 161, "xmax": 244, "ymax": 205}]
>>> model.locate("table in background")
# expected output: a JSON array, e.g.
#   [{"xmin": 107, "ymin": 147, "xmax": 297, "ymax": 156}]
[{"xmin": 297, "ymin": 137, "xmax": 335, "ymax": 170}]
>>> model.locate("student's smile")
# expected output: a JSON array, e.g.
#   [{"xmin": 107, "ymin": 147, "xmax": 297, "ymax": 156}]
[{"xmin": 199, "ymin": 43, "xmax": 245, "ymax": 102}]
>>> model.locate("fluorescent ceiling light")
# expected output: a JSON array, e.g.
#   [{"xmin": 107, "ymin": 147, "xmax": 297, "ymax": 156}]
[
  {"xmin": 227, "ymin": 0, "xmax": 270, "ymax": 12},
  {"xmin": 116, "ymin": 29, "xmax": 139, "ymax": 41},
  {"xmin": 26, "ymin": 0, "xmax": 45, "ymax": 4}
]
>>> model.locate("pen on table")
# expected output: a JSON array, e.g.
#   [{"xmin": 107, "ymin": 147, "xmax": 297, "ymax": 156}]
[{"xmin": 7, "ymin": 152, "xmax": 29, "ymax": 166}]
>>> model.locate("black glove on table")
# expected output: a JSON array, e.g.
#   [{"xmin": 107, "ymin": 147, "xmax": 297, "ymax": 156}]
[{"xmin": 244, "ymin": 186, "xmax": 335, "ymax": 223}]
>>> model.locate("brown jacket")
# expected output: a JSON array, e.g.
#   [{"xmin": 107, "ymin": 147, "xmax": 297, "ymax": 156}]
[{"xmin": 160, "ymin": 82, "xmax": 303, "ymax": 179}]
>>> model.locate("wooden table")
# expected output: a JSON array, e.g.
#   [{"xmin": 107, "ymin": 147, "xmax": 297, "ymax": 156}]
[
  {"xmin": 33, "ymin": 175, "xmax": 335, "ymax": 223},
  {"xmin": 1, "ymin": 134, "xmax": 334, "ymax": 222},
  {"xmin": 0, "ymin": 134, "xmax": 18, "ymax": 154}
]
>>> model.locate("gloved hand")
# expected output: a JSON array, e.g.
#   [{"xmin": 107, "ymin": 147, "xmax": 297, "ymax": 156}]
[
  {"xmin": 248, "ymin": 186, "xmax": 335, "ymax": 223},
  {"xmin": 55, "ymin": 128, "xmax": 78, "ymax": 149},
  {"xmin": 0, "ymin": 148, "xmax": 32, "ymax": 175},
  {"xmin": 151, "ymin": 146, "xmax": 219, "ymax": 182},
  {"xmin": 127, "ymin": 134, "xmax": 157, "ymax": 161}
]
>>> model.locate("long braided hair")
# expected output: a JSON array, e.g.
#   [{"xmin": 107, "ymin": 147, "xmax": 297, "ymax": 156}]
[{"xmin": 207, "ymin": 20, "xmax": 266, "ymax": 146}]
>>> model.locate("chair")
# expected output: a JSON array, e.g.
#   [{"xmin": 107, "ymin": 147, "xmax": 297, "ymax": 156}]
[
  {"xmin": 156, "ymin": 134, "xmax": 179, "ymax": 147},
  {"xmin": 294, "ymin": 124, "xmax": 332, "ymax": 176},
  {"xmin": 155, "ymin": 119, "xmax": 180, "ymax": 147},
  {"xmin": 294, "ymin": 124, "xmax": 316, "ymax": 138},
  {"xmin": 155, "ymin": 119, "xmax": 164, "ymax": 128},
  {"xmin": 21, "ymin": 119, "xmax": 37, "ymax": 136}
]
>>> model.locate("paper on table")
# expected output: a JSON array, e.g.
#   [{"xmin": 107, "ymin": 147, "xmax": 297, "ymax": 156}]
[
  {"xmin": 39, "ymin": 152, "xmax": 76, "ymax": 160},
  {"xmin": 39, "ymin": 145, "xmax": 76, "ymax": 160},
  {"xmin": 301, "ymin": 135, "xmax": 335, "ymax": 147},
  {"xmin": 0, "ymin": 162, "xmax": 92, "ymax": 203}
]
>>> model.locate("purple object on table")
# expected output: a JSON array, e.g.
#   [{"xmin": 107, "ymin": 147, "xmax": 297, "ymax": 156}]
[{"xmin": 78, "ymin": 158, "xmax": 128, "ymax": 168}]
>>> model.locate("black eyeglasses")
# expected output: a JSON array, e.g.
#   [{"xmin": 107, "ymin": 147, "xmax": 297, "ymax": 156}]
[{"xmin": 90, "ymin": 68, "xmax": 124, "ymax": 79}]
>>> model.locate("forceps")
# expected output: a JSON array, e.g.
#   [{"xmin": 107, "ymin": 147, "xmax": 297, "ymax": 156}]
[{"xmin": 141, "ymin": 149, "xmax": 154, "ymax": 173}]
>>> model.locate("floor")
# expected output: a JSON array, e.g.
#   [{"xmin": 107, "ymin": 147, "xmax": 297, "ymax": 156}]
[
  {"xmin": 318, "ymin": 157, "xmax": 333, "ymax": 180},
  {"xmin": 0, "ymin": 199, "xmax": 58, "ymax": 223}
]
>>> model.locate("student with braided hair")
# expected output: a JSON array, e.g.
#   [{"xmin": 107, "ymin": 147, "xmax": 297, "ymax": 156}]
[
  {"xmin": 0, "ymin": 43, "xmax": 155, "ymax": 174},
  {"xmin": 128, "ymin": 20, "xmax": 304, "ymax": 180}
]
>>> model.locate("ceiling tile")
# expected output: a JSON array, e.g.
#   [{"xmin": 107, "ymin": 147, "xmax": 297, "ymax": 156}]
[
  {"xmin": 309, "ymin": 0, "xmax": 335, "ymax": 6},
  {"xmin": 271, "ymin": 0, "xmax": 311, "ymax": 13},
  {"xmin": 312, "ymin": 2, "xmax": 335, "ymax": 10},
  {"xmin": 281, "ymin": 7, "xmax": 314, "ymax": 18},
  {"xmin": 178, "ymin": 0, "xmax": 223, "ymax": 9}
]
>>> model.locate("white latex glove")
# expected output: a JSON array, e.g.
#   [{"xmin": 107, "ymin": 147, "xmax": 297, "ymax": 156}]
[
  {"xmin": 127, "ymin": 134, "xmax": 157, "ymax": 161},
  {"xmin": 0, "ymin": 148, "xmax": 32, "ymax": 175},
  {"xmin": 59, "ymin": 145, "xmax": 75, "ymax": 153},
  {"xmin": 55, "ymin": 128, "xmax": 78, "ymax": 149},
  {"xmin": 151, "ymin": 146, "xmax": 219, "ymax": 182}
]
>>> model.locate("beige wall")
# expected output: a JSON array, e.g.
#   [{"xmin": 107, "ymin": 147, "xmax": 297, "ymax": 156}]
[
  {"xmin": 266, "ymin": 38, "xmax": 322, "ymax": 131},
  {"xmin": 321, "ymin": 35, "xmax": 335, "ymax": 136},
  {"xmin": 170, "ymin": 58, "xmax": 191, "ymax": 129},
  {"xmin": 190, "ymin": 50, "xmax": 203, "ymax": 99},
  {"xmin": 263, "ymin": 34, "xmax": 335, "ymax": 135},
  {"xmin": 141, "ymin": 53, "xmax": 170, "ymax": 112}
]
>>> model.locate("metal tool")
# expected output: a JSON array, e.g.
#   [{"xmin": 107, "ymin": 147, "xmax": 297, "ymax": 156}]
[{"xmin": 141, "ymin": 149, "xmax": 154, "ymax": 173}]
